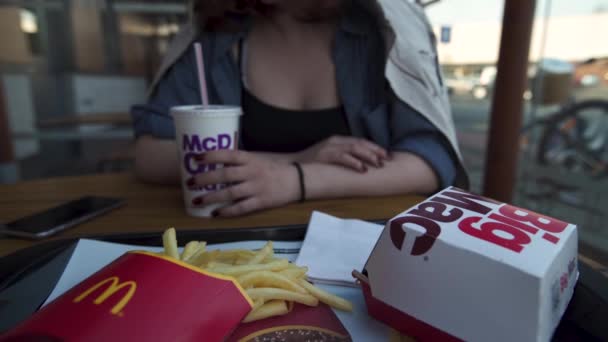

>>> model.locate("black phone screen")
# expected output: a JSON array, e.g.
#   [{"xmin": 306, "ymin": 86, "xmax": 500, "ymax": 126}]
[{"xmin": 4, "ymin": 196, "xmax": 124, "ymax": 234}]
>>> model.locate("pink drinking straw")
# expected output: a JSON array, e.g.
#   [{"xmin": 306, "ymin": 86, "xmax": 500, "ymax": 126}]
[{"xmin": 194, "ymin": 42, "xmax": 209, "ymax": 106}]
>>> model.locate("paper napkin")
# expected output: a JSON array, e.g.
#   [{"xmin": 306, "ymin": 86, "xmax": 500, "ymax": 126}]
[{"xmin": 295, "ymin": 211, "xmax": 384, "ymax": 286}]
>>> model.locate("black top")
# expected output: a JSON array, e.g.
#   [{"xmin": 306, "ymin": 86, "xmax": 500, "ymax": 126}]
[
  {"xmin": 240, "ymin": 88, "xmax": 350, "ymax": 153},
  {"xmin": 238, "ymin": 39, "xmax": 350, "ymax": 153}
]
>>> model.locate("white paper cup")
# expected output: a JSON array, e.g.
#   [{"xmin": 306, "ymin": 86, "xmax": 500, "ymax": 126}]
[{"xmin": 171, "ymin": 105, "xmax": 242, "ymax": 217}]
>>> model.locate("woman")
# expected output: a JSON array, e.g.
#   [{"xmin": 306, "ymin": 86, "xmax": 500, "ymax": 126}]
[{"xmin": 132, "ymin": 0, "xmax": 468, "ymax": 217}]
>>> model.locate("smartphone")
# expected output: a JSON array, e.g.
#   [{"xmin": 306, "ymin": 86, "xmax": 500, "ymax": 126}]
[{"xmin": 1, "ymin": 196, "xmax": 125, "ymax": 239}]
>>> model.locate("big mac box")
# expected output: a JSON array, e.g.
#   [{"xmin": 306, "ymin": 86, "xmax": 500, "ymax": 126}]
[
  {"xmin": 1, "ymin": 251, "xmax": 253, "ymax": 342},
  {"xmin": 356, "ymin": 187, "xmax": 578, "ymax": 342}
]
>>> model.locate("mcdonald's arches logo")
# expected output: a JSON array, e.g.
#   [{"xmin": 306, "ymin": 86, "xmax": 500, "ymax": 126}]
[{"xmin": 73, "ymin": 276, "xmax": 137, "ymax": 316}]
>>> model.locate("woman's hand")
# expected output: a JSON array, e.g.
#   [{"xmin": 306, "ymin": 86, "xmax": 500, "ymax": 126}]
[
  {"xmin": 294, "ymin": 135, "xmax": 388, "ymax": 172},
  {"xmin": 190, "ymin": 150, "xmax": 300, "ymax": 217}
]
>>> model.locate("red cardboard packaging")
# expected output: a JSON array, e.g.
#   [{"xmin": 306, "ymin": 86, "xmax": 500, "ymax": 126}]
[
  {"xmin": 2, "ymin": 251, "xmax": 253, "ymax": 342},
  {"xmin": 357, "ymin": 187, "xmax": 578, "ymax": 342}
]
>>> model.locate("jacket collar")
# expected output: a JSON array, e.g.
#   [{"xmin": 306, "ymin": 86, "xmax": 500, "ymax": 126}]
[{"xmin": 339, "ymin": 1, "xmax": 370, "ymax": 36}]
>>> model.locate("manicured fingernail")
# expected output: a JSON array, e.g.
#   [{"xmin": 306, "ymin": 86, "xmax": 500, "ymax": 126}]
[
  {"xmin": 361, "ymin": 165, "xmax": 368, "ymax": 173},
  {"xmin": 194, "ymin": 154, "xmax": 205, "ymax": 161},
  {"xmin": 192, "ymin": 197, "xmax": 203, "ymax": 206},
  {"xmin": 211, "ymin": 210, "xmax": 219, "ymax": 217},
  {"xmin": 186, "ymin": 177, "xmax": 196, "ymax": 187},
  {"xmin": 379, "ymin": 159, "xmax": 385, "ymax": 167}
]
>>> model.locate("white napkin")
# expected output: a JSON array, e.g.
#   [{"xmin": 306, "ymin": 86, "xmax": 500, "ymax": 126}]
[{"xmin": 295, "ymin": 211, "xmax": 384, "ymax": 287}]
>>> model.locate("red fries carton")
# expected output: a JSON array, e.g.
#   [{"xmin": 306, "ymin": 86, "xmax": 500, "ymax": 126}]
[
  {"xmin": 2, "ymin": 251, "xmax": 253, "ymax": 342},
  {"xmin": 358, "ymin": 187, "xmax": 578, "ymax": 342}
]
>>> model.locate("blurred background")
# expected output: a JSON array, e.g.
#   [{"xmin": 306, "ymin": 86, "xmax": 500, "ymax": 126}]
[
  {"xmin": 426, "ymin": 0, "xmax": 608, "ymax": 257},
  {"xmin": 0, "ymin": 0, "xmax": 606, "ymax": 252},
  {"xmin": 0, "ymin": 0, "xmax": 186, "ymax": 180}
]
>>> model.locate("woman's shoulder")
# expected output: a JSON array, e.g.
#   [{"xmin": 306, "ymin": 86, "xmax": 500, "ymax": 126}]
[
  {"xmin": 147, "ymin": 25, "xmax": 198, "ymax": 98},
  {"xmin": 147, "ymin": 24, "xmax": 239, "ymax": 98}
]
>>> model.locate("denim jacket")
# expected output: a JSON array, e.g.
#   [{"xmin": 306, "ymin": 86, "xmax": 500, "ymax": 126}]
[{"xmin": 131, "ymin": 0, "xmax": 468, "ymax": 189}]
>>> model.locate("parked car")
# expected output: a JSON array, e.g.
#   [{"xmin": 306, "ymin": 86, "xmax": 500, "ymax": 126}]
[
  {"xmin": 445, "ymin": 75, "xmax": 479, "ymax": 96},
  {"xmin": 471, "ymin": 66, "xmax": 497, "ymax": 99}
]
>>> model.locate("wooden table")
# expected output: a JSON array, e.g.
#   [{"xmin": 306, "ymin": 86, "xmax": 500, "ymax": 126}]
[{"xmin": 0, "ymin": 172, "xmax": 422, "ymax": 258}]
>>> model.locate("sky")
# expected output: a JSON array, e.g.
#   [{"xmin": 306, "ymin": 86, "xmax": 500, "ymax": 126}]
[{"xmin": 426, "ymin": 0, "xmax": 608, "ymax": 25}]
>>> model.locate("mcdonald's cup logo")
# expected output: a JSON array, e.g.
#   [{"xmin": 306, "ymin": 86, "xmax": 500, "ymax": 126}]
[{"xmin": 73, "ymin": 276, "xmax": 137, "ymax": 316}]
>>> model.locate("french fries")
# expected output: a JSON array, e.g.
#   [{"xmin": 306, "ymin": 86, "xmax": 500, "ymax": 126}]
[
  {"xmin": 237, "ymin": 271, "xmax": 307, "ymax": 294},
  {"xmin": 183, "ymin": 241, "xmax": 206, "ymax": 264},
  {"xmin": 162, "ymin": 228, "xmax": 180, "ymax": 260},
  {"xmin": 159, "ymin": 231, "xmax": 353, "ymax": 323},
  {"xmin": 180, "ymin": 241, "xmax": 199, "ymax": 261},
  {"xmin": 279, "ymin": 266, "xmax": 308, "ymax": 280},
  {"xmin": 247, "ymin": 241, "xmax": 273, "ymax": 265},
  {"xmin": 246, "ymin": 288, "xmax": 319, "ymax": 307},
  {"xmin": 298, "ymin": 279, "xmax": 354, "ymax": 312},
  {"xmin": 208, "ymin": 259, "xmax": 289, "ymax": 276},
  {"xmin": 243, "ymin": 300, "xmax": 289, "ymax": 323}
]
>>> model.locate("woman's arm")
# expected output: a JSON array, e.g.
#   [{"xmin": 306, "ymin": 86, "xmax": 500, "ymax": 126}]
[
  {"xmin": 133, "ymin": 129, "xmax": 392, "ymax": 186},
  {"xmin": 133, "ymin": 135, "xmax": 298, "ymax": 184},
  {"xmin": 131, "ymin": 42, "xmax": 201, "ymax": 184},
  {"xmin": 134, "ymin": 136, "xmax": 181, "ymax": 185},
  {"xmin": 302, "ymin": 151, "xmax": 437, "ymax": 199},
  {"xmin": 192, "ymin": 149, "xmax": 437, "ymax": 216}
]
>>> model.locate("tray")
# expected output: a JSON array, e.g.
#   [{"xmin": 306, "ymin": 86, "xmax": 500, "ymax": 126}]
[{"xmin": 0, "ymin": 224, "xmax": 606, "ymax": 341}]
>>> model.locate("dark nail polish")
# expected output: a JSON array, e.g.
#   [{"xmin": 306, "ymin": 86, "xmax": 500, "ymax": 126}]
[
  {"xmin": 186, "ymin": 177, "xmax": 196, "ymax": 187},
  {"xmin": 361, "ymin": 165, "xmax": 368, "ymax": 173},
  {"xmin": 192, "ymin": 197, "xmax": 203, "ymax": 206},
  {"xmin": 211, "ymin": 210, "xmax": 219, "ymax": 217},
  {"xmin": 194, "ymin": 154, "xmax": 205, "ymax": 161}
]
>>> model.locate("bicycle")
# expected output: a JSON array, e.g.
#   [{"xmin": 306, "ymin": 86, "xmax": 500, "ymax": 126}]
[
  {"xmin": 517, "ymin": 97, "xmax": 608, "ymax": 231},
  {"xmin": 523, "ymin": 98, "xmax": 608, "ymax": 179}
]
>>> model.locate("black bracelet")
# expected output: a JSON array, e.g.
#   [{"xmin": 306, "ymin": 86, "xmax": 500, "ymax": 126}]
[{"xmin": 292, "ymin": 162, "xmax": 306, "ymax": 202}]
